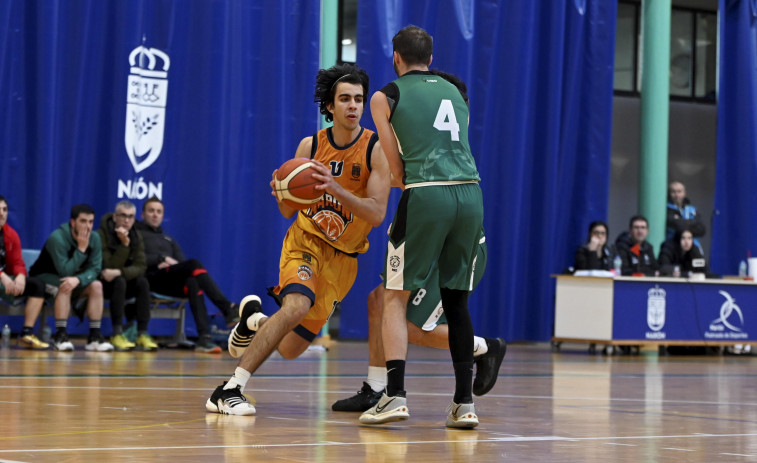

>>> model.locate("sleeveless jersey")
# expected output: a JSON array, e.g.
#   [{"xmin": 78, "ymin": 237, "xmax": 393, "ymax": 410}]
[
  {"xmin": 389, "ymin": 71, "xmax": 480, "ymax": 185},
  {"xmin": 293, "ymin": 127, "xmax": 376, "ymax": 255}
]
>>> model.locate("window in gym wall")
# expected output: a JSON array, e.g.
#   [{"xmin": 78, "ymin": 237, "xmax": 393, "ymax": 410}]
[
  {"xmin": 338, "ymin": 0, "xmax": 357, "ymax": 63},
  {"xmin": 614, "ymin": 1, "xmax": 716, "ymax": 103},
  {"xmin": 670, "ymin": 9, "xmax": 693, "ymax": 97},
  {"xmin": 694, "ymin": 11, "xmax": 717, "ymax": 100},
  {"xmin": 614, "ymin": 2, "xmax": 638, "ymax": 93}
]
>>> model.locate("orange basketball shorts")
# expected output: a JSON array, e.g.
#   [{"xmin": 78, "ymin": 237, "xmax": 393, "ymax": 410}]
[{"xmin": 270, "ymin": 227, "xmax": 358, "ymax": 340}]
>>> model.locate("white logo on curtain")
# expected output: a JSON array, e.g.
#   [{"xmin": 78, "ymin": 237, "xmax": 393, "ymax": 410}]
[{"xmin": 124, "ymin": 46, "xmax": 170, "ymax": 173}]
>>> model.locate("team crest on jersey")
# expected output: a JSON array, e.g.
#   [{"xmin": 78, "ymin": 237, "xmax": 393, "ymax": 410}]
[
  {"xmin": 124, "ymin": 46, "xmax": 170, "ymax": 173},
  {"xmin": 351, "ymin": 163, "xmax": 361, "ymax": 180},
  {"xmin": 297, "ymin": 265, "xmax": 313, "ymax": 281}
]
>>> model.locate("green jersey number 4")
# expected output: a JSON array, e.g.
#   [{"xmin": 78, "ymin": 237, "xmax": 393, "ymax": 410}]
[{"xmin": 433, "ymin": 99, "xmax": 460, "ymax": 141}]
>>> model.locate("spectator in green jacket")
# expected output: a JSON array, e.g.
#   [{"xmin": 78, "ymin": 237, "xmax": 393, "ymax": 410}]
[{"xmin": 30, "ymin": 204, "xmax": 113, "ymax": 352}]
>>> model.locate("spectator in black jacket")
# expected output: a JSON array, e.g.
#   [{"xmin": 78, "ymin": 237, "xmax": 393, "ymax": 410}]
[
  {"xmin": 134, "ymin": 197, "xmax": 238, "ymax": 354},
  {"xmin": 615, "ymin": 215, "xmax": 659, "ymax": 276},
  {"xmin": 658, "ymin": 228, "xmax": 711, "ymax": 277},
  {"xmin": 574, "ymin": 221, "xmax": 615, "ymax": 270}
]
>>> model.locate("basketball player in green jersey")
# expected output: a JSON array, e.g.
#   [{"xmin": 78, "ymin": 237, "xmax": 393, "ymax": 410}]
[
  {"xmin": 332, "ymin": 227, "xmax": 507, "ymax": 412},
  {"xmin": 361, "ymin": 25, "xmax": 485, "ymax": 429}
]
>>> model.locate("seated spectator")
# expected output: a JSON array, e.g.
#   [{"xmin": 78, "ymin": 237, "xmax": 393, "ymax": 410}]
[
  {"xmin": 658, "ymin": 228, "xmax": 712, "ymax": 277},
  {"xmin": 135, "ymin": 197, "xmax": 238, "ymax": 353},
  {"xmin": 0, "ymin": 195, "xmax": 48, "ymax": 349},
  {"xmin": 615, "ymin": 215, "xmax": 659, "ymax": 276},
  {"xmin": 97, "ymin": 200, "xmax": 158, "ymax": 351},
  {"xmin": 574, "ymin": 221, "xmax": 614, "ymax": 270},
  {"xmin": 666, "ymin": 181, "xmax": 705, "ymax": 251},
  {"xmin": 30, "ymin": 204, "xmax": 114, "ymax": 352}
]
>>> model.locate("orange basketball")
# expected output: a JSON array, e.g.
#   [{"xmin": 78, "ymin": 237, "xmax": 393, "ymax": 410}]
[{"xmin": 274, "ymin": 158, "xmax": 324, "ymax": 210}]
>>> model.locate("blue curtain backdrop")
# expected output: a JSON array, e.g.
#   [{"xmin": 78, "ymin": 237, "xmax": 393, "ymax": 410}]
[
  {"xmin": 0, "ymin": 0, "xmax": 321, "ymax": 336},
  {"xmin": 0, "ymin": 0, "xmax": 616, "ymax": 341},
  {"xmin": 712, "ymin": 0, "xmax": 757, "ymax": 275},
  {"xmin": 340, "ymin": 0, "xmax": 617, "ymax": 341}
]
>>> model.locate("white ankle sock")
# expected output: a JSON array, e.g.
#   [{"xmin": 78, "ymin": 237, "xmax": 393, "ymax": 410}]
[
  {"xmin": 366, "ymin": 366, "xmax": 387, "ymax": 392},
  {"xmin": 225, "ymin": 367, "xmax": 251, "ymax": 391},
  {"xmin": 473, "ymin": 336, "xmax": 488, "ymax": 357},
  {"xmin": 247, "ymin": 312, "xmax": 267, "ymax": 331}
]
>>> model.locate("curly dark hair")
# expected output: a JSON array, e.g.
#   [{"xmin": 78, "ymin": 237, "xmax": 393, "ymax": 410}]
[{"xmin": 314, "ymin": 63, "xmax": 369, "ymax": 122}]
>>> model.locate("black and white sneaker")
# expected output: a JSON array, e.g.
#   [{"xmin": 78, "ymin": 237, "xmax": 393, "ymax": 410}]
[
  {"xmin": 332, "ymin": 382, "xmax": 383, "ymax": 412},
  {"xmin": 85, "ymin": 334, "xmax": 115, "ymax": 352},
  {"xmin": 227, "ymin": 328, "xmax": 253, "ymax": 358},
  {"xmin": 205, "ymin": 381, "xmax": 256, "ymax": 416},
  {"xmin": 52, "ymin": 332, "xmax": 74, "ymax": 351},
  {"xmin": 239, "ymin": 295, "xmax": 263, "ymax": 331},
  {"xmin": 473, "ymin": 337, "xmax": 507, "ymax": 396},
  {"xmin": 227, "ymin": 295, "xmax": 264, "ymax": 358}
]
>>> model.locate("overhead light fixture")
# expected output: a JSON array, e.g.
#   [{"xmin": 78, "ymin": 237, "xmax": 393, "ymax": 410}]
[{"xmin": 341, "ymin": 38, "xmax": 353, "ymax": 45}]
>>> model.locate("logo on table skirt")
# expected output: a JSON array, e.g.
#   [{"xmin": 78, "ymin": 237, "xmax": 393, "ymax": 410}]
[
  {"xmin": 647, "ymin": 286, "xmax": 666, "ymax": 331},
  {"xmin": 124, "ymin": 46, "xmax": 170, "ymax": 173},
  {"xmin": 709, "ymin": 291, "xmax": 745, "ymax": 332}
]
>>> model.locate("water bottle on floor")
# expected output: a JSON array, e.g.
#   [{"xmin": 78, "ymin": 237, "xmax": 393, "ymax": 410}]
[
  {"xmin": 1, "ymin": 324, "xmax": 10, "ymax": 349},
  {"xmin": 41, "ymin": 325, "xmax": 52, "ymax": 343}
]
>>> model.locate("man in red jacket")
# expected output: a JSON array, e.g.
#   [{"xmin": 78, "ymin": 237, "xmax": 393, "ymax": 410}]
[{"xmin": 0, "ymin": 195, "xmax": 49, "ymax": 349}]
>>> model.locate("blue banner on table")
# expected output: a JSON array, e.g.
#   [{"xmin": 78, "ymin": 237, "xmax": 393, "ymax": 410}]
[{"xmin": 613, "ymin": 281, "xmax": 754, "ymax": 341}]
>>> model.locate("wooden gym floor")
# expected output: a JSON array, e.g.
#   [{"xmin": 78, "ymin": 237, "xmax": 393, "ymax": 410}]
[{"xmin": 0, "ymin": 340, "xmax": 756, "ymax": 462}]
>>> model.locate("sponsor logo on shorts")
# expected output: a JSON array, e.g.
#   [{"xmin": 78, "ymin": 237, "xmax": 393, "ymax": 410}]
[
  {"xmin": 389, "ymin": 255, "xmax": 401, "ymax": 271},
  {"xmin": 297, "ymin": 265, "xmax": 313, "ymax": 281},
  {"xmin": 302, "ymin": 253, "xmax": 312, "ymax": 264}
]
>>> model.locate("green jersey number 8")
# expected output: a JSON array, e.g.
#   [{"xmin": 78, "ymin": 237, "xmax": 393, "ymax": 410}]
[{"xmin": 433, "ymin": 99, "xmax": 460, "ymax": 141}]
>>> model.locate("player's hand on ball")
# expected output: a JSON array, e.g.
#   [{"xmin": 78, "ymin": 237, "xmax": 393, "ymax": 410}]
[
  {"xmin": 273, "ymin": 158, "xmax": 324, "ymax": 209},
  {"xmin": 308, "ymin": 160, "xmax": 338, "ymax": 193},
  {"xmin": 270, "ymin": 169, "xmax": 280, "ymax": 201}
]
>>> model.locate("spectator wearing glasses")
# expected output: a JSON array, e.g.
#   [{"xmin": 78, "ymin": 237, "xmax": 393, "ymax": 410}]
[
  {"xmin": 615, "ymin": 215, "xmax": 659, "ymax": 276},
  {"xmin": 97, "ymin": 200, "xmax": 158, "ymax": 351}
]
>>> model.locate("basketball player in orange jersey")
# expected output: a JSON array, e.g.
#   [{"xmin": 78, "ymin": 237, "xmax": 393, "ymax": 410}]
[{"xmin": 205, "ymin": 63, "xmax": 391, "ymax": 416}]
